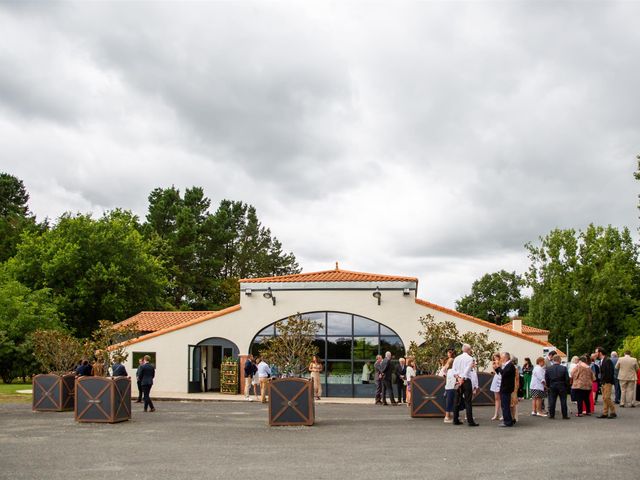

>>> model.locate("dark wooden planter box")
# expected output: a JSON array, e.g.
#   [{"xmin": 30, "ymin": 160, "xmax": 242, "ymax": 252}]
[
  {"xmin": 410, "ymin": 375, "xmax": 446, "ymax": 418},
  {"xmin": 474, "ymin": 372, "xmax": 495, "ymax": 406},
  {"xmin": 75, "ymin": 376, "xmax": 131, "ymax": 424},
  {"xmin": 268, "ymin": 378, "xmax": 315, "ymax": 426},
  {"xmin": 32, "ymin": 373, "xmax": 75, "ymax": 412}
]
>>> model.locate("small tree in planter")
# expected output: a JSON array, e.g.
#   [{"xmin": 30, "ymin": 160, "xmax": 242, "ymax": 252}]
[
  {"xmin": 258, "ymin": 314, "xmax": 320, "ymax": 426},
  {"xmin": 30, "ymin": 329, "xmax": 86, "ymax": 411},
  {"xmin": 90, "ymin": 320, "xmax": 139, "ymax": 376},
  {"xmin": 407, "ymin": 314, "xmax": 459, "ymax": 375}
]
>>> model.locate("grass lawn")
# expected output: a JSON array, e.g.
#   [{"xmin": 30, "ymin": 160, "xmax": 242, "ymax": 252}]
[{"xmin": 0, "ymin": 381, "xmax": 32, "ymax": 404}]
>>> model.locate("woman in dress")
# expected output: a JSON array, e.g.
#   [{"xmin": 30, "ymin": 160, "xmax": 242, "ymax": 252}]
[
  {"xmin": 530, "ymin": 357, "xmax": 547, "ymax": 416},
  {"xmin": 361, "ymin": 361, "xmax": 371, "ymax": 384},
  {"xmin": 405, "ymin": 356, "xmax": 416, "ymax": 406},
  {"xmin": 522, "ymin": 357, "xmax": 533, "ymax": 399},
  {"xmin": 489, "ymin": 353, "xmax": 502, "ymax": 421},
  {"xmin": 308, "ymin": 355, "xmax": 323, "ymax": 400}
]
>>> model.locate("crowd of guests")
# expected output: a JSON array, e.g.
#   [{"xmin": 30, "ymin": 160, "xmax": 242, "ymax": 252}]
[{"xmin": 436, "ymin": 345, "xmax": 639, "ymax": 427}]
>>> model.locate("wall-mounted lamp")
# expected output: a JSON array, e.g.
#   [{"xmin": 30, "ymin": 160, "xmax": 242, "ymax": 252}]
[
  {"xmin": 263, "ymin": 287, "xmax": 276, "ymax": 306},
  {"xmin": 403, "ymin": 288, "xmax": 411, "ymax": 296},
  {"xmin": 245, "ymin": 288, "xmax": 252, "ymax": 296},
  {"xmin": 372, "ymin": 286, "xmax": 382, "ymax": 306}
]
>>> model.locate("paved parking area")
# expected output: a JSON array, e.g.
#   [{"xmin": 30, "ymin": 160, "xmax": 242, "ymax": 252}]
[{"xmin": 1, "ymin": 399, "xmax": 639, "ymax": 480}]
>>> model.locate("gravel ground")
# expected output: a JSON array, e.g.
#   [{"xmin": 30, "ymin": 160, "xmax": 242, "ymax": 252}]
[{"xmin": 1, "ymin": 399, "xmax": 638, "ymax": 480}]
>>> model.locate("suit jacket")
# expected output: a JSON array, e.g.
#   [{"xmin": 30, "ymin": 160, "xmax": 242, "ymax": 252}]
[
  {"xmin": 374, "ymin": 361, "xmax": 383, "ymax": 380},
  {"xmin": 545, "ymin": 363, "xmax": 570, "ymax": 390},
  {"xmin": 616, "ymin": 355, "xmax": 639, "ymax": 381},
  {"xmin": 76, "ymin": 364, "xmax": 93, "ymax": 376},
  {"xmin": 496, "ymin": 362, "xmax": 516, "ymax": 394},
  {"xmin": 138, "ymin": 362, "xmax": 155, "ymax": 386},
  {"xmin": 599, "ymin": 357, "xmax": 614, "ymax": 384},
  {"xmin": 112, "ymin": 363, "xmax": 128, "ymax": 377},
  {"xmin": 395, "ymin": 364, "xmax": 406, "ymax": 384},
  {"xmin": 380, "ymin": 358, "xmax": 393, "ymax": 380}
]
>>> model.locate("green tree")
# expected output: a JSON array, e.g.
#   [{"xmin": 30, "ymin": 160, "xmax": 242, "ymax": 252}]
[
  {"xmin": 30, "ymin": 329, "xmax": 87, "ymax": 375},
  {"xmin": 459, "ymin": 330, "xmax": 502, "ymax": 370},
  {"xmin": 8, "ymin": 210, "xmax": 169, "ymax": 337},
  {"xmin": 258, "ymin": 314, "xmax": 321, "ymax": 377},
  {"xmin": 455, "ymin": 270, "xmax": 528, "ymax": 325},
  {"xmin": 526, "ymin": 225, "xmax": 640, "ymax": 354},
  {"xmin": 621, "ymin": 336, "xmax": 640, "ymax": 360},
  {"xmin": 0, "ymin": 173, "xmax": 39, "ymax": 262},
  {"xmin": 407, "ymin": 314, "xmax": 459, "ymax": 374}
]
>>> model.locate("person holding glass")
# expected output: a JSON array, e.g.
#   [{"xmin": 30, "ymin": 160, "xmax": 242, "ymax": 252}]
[{"xmin": 308, "ymin": 355, "xmax": 323, "ymax": 400}]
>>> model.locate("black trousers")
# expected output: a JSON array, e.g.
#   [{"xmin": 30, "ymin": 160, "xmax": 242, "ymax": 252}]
[
  {"xmin": 548, "ymin": 386, "xmax": 568, "ymax": 418},
  {"xmin": 382, "ymin": 378, "xmax": 396, "ymax": 404},
  {"xmin": 137, "ymin": 380, "xmax": 142, "ymax": 402},
  {"xmin": 396, "ymin": 382, "xmax": 406, "ymax": 403},
  {"xmin": 500, "ymin": 391, "xmax": 513, "ymax": 426},
  {"xmin": 576, "ymin": 388, "xmax": 590, "ymax": 414},
  {"xmin": 142, "ymin": 384, "xmax": 154, "ymax": 411},
  {"xmin": 454, "ymin": 379, "xmax": 475, "ymax": 424}
]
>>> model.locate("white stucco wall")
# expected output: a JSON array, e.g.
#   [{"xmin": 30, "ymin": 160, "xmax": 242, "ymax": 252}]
[{"xmin": 122, "ymin": 288, "xmax": 552, "ymax": 393}]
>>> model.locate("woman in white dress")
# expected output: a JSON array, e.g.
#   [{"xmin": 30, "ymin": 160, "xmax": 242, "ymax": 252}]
[
  {"xmin": 530, "ymin": 357, "xmax": 547, "ymax": 416},
  {"xmin": 405, "ymin": 357, "xmax": 416, "ymax": 406},
  {"xmin": 490, "ymin": 353, "xmax": 502, "ymax": 421}
]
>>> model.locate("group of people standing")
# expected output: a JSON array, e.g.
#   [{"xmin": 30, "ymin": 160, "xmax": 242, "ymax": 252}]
[
  {"xmin": 373, "ymin": 352, "xmax": 416, "ymax": 406},
  {"xmin": 243, "ymin": 354, "xmax": 273, "ymax": 403}
]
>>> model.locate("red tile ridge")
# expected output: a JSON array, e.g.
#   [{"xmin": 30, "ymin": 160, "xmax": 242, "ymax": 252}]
[{"xmin": 240, "ymin": 268, "xmax": 418, "ymax": 284}]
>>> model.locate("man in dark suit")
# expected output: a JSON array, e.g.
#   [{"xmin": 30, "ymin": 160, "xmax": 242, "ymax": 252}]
[
  {"xmin": 76, "ymin": 360, "xmax": 93, "ymax": 376},
  {"xmin": 374, "ymin": 355, "xmax": 383, "ymax": 405},
  {"xmin": 545, "ymin": 354, "xmax": 570, "ymax": 419},
  {"xmin": 496, "ymin": 352, "xmax": 515, "ymax": 427},
  {"xmin": 596, "ymin": 347, "xmax": 616, "ymax": 419},
  {"xmin": 111, "ymin": 356, "xmax": 128, "ymax": 377},
  {"xmin": 380, "ymin": 351, "xmax": 397, "ymax": 406},
  {"xmin": 395, "ymin": 357, "xmax": 407, "ymax": 404},
  {"xmin": 138, "ymin": 355, "xmax": 156, "ymax": 412}
]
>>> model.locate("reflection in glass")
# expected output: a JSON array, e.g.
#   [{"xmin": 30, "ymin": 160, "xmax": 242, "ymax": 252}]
[
  {"xmin": 301, "ymin": 312, "xmax": 326, "ymax": 333},
  {"xmin": 353, "ymin": 337, "xmax": 378, "ymax": 361},
  {"xmin": 312, "ymin": 338, "xmax": 326, "ymax": 358},
  {"xmin": 327, "ymin": 337, "xmax": 351, "ymax": 359},
  {"xmin": 257, "ymin": 325, "xmax": 275, "ymax": 336},
  {"xmin": 380, "ymin": 336, "xmax": 405, "ymax": 359},
  {"xmin": 380, "ymin": 324, "xmax": 397, "ymax": 336},
  {"xmin": 354, "ymin": 316, "xmax": 379, "ymax": 336},
  {"xmin": 326, "ymin": 361, "xmax": 352, "ymax": 384},
  {"xmin": 251, "ymin": 336, "xmax": 271, "ymax": 356},
  {"xmin": 355, "ymin": 361, "xmax": 374, "ymax": 384},
  {"xmin": 327, "ymin": 312, "xmax": 352, "ymax": 335}
]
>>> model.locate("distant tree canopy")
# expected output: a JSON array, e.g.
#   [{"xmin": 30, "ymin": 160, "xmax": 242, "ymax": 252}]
[
  {"xmin": 0, "ymin": 173, "xmax": 40, "ymax": 263},
  {"xmin": 455, "ymin": 270, "xmax": 528, "ymax": 325},
  {"xmin": 525, "ymin": 225, "xmax": 640, "ymax": 354}
]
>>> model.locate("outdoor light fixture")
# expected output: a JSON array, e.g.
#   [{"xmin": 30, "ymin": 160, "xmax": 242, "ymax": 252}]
[
  {"xmin": 245, "ymin": 288, "xmax": 252, "ymax": 296},
  {"xmin": 403, "ymin": 288, "xmax": 410, "ymax": 296},
  {"xmin": 263, "ymin": 287, "xmax": 276, "ymax": 306},
  {"xmin": 372, "ymin": 286, "xmax": 382, "ymax": 306}
]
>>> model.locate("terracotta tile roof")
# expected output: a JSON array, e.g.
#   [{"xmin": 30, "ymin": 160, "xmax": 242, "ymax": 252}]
[
  {"xmin": 502, "ymin": 321, "xmax": 550, "ymax": 335},
  {"xmin": 415, "ymin": 298, "xmax": 553, "ymax": 348},
  {"xmin": 115, "ymin": 311, "xmax": 218, "ymax": 332},
  {"xmin": 111, "ymin": 305, "xmax": 242, "ymax": 349},
  {"xmin": 240, "ymin": 267, "xmax": 418, "ymax": 284}
]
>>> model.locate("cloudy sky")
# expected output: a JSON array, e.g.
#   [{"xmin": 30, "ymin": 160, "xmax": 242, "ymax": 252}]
[{"xmin": 1, "ymin": 1, "xmax": 638, "ymax": 308}]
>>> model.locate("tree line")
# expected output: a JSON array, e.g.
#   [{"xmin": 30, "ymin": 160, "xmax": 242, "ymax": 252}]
[
  {"xmin": 0, "ymin": 173, "xmax": 299, "ymax": 382},
  {"xmin": 456, "ymin": 156, "xmax": 640, "ymax": 356}
]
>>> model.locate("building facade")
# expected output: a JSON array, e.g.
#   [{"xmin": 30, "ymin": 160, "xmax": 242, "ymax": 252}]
[{"xmin": 116, "ymin": 267, "xmax": 559, "ymax": 397}]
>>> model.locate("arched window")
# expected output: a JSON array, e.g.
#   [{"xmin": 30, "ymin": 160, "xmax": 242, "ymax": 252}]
[{"xmin": 249, "ymin": 312, "xmax": 405, "ymax": 398}]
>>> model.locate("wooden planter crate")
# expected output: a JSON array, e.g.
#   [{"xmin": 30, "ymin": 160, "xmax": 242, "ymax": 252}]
[
  {"xmin": 32, "ymin": 373, "xmax": 75, "ymax": 412},
  {"xmin": 474, "ymin": 372, "xmax": 495, "ymax": 406},
  {"xmin": 75, "ymin": 376, "xmax": 131, "ymax": 424},
  {"xmin": 220, "ymin": 361, "xmax": 238, "ymax": 394},
  {"xmin": 269, "ymin": 378, "xmax": 315, "ymax": 426},
  {"xmin": 410, "ymin": 375, "xmax": 446, "ymax": 418}
]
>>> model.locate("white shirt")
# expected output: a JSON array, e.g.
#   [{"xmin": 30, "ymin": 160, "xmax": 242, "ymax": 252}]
[
  {"xmin": 445, "ymin": 369, "xmax": 457, "ymax": 390},
  {"xmin": 452, "ymin": 352, "xmax": 474, "ymax": 380},
  {"xmin": 406, "ymin": 366, "xmax": 416, "ymax": 384},
  {"xmin": 469, "ymin": 369, "xmax": 479, "ymax": 390},
  {"xmin": 257, "ymin": 361, "xmax": 271, "ymax": 378},
  {"xmin": 530, "ymin": 364, "xmax": 546, "ymax": 390}
]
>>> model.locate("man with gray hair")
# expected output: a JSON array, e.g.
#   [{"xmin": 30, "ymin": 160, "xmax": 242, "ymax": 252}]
[
  {"xmin": 374, "ymin": 354, "xmax": 384, "ymax": 405},
  {"xmin": 380, "ymin": 351, "xmax": 397, "ymax": 406},
  {"xmin": 452, "ymin": 344, "xmax": 478, "ymax": 426},
  {"xmin": 495, "ymin": 352, "xmax": 516, "ymax": 427}
]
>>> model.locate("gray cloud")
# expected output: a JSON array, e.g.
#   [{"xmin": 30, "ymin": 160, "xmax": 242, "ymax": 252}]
[{"xmin": 0, "ymin": 1, "xmax": 638, "ymax": 307}]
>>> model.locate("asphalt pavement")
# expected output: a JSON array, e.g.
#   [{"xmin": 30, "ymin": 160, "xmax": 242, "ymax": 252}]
[{"xmin": 1, "ymin": 399, "xmax": 638, "ymax": 480}]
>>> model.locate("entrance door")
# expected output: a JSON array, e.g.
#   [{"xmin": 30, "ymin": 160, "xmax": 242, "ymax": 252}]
[
  {"xmin": 188, "ymin": 338, "xmax": 240, "ymax": 393},
  {"xmin": 209, "ymin": 346, "xmax": 222, "ymax": 392}
]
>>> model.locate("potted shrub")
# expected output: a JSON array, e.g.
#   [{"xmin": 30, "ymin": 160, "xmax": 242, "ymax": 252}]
[
  {"xmin": 259, "ymin": 314, "xmax": 320, "ymax": 426},
  {"xmin": 30, "ymin": 329, "xmax": 85, "ymax": 412}
]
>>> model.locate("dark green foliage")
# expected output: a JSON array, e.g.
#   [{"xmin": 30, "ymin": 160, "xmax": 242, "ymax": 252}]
[
  {"xmin": 0, "ymin": 173, "xmax": 40, "ymax": 262},
  {"xmin": 455, "ymin": 270, "xmax": 528, "ymax": 325},
  {"xmin": 526, "ymin": 225, "xmax": 640, "ymax": 354}
]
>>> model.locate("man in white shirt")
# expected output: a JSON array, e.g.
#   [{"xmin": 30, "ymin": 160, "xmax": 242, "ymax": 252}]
[
  {"xmin": 256, "ymin": 356, "xmax": 272, "ymax": 404},
  {"xmin": 452, "ymin": 344, "xmax": 479, "ymax": 426}
]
